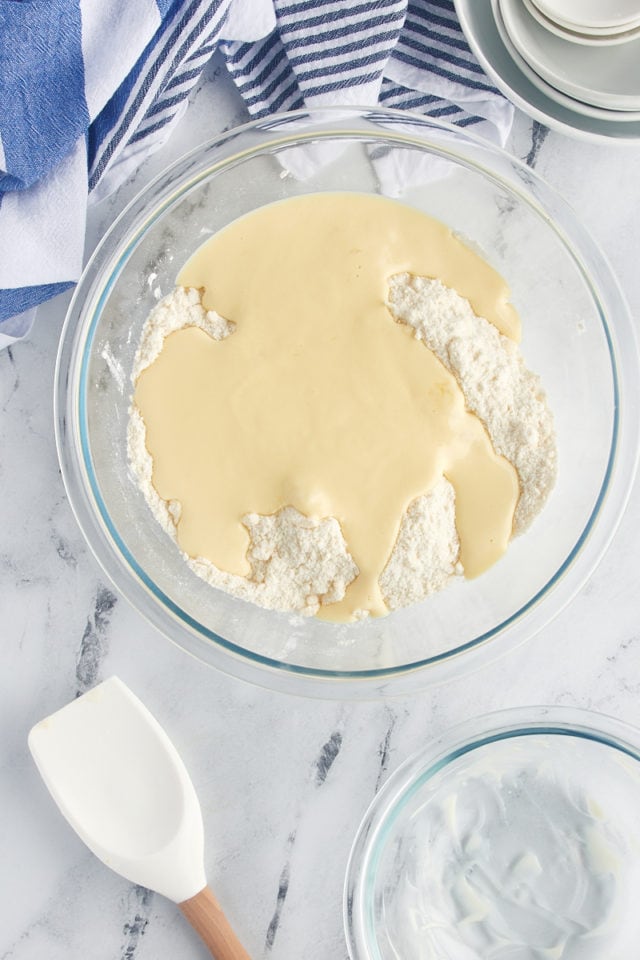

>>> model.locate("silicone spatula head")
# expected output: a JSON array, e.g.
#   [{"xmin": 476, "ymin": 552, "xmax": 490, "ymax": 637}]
[{"xmin": 28, "ymin": 676, "xmax": 206, "ymax": 903}]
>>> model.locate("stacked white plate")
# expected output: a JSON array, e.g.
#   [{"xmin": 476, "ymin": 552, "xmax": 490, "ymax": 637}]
[
  {"xmin": 524, "ymin": 0, "xmax": 640, "ymax": 45},
  {"xmin": 455, "ymin": 0, "xmax": 640, "ymax": 143}
]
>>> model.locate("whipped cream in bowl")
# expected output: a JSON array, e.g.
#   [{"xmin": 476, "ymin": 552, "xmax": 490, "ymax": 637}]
[{"xmin": 345, "ymin": 707, "xmax": 640, "ymax": 960}]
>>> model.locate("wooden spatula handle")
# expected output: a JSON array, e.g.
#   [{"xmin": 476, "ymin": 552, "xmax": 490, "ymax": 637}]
[{"xmin": 179, "ymin": 886, "xmax": 251, "ymax": 959}]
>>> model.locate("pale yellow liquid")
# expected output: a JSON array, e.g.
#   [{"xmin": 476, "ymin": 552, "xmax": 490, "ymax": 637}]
[{"xmin": 134, "ymin": 193, "xmax": 520, "ymax": 621}]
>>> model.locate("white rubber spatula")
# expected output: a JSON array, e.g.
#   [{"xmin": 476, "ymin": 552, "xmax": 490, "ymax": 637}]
[{"xmin": 28, "ymin": 676, "xmax": 250, "ymax": 960}]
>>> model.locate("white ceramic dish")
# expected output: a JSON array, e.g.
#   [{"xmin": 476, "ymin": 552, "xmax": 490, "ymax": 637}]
[
  {"xmin": 534, "ymin": 0, "xmax": 640, "ymax": 30},
  {"xmin": 539, "ymin": 14, "xmax": 640, "ymax": 37},
  {"xmin": 501, "ymin": 0, "xmax": 640, "ymax": 111},
  {"xmin": 454, "ymin": 0, "xmax": 640, "ymax": 143},
  {"xmin": 494, "ymin": 0, "xmax": 640, "ymax": 122},
  {"xmin": 524, "ymin": 0, "xmax": 640, "ymax": 45}
]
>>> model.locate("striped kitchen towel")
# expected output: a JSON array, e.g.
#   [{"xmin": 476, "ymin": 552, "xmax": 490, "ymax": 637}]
[{"xmin": 0, "ymin": 0, "xmax": 513, "ymax": 348}]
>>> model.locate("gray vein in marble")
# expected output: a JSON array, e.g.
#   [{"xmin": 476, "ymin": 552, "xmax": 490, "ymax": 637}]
[
  {"xmin": 262, "ymin": 726, "xmax": 348, "ymax": 954},
  {"xmin": 375, "ymin": 714, "xmax": 397, "ymax": 792},
  {"xmin": 54, "ymin": 536, "xmax": 78, "ymax": 568},
  {"xmin": 606, "ymin": 634, "xmax": 639, "ymax": 664},
  {"xmin": 525, "ymin": 120, "xmax": 550, "ymax": 168},
  {"xmin": 0, "ymin": 551, "xmax": 17, "ymax": 576},
  {"xmin": 314, "ymin": 731, "xmax": 343, "ymax": 786},
  {"xmin": 2, "ymin": 348, "xmax": 20, "ymax": 413},
  {"xmin": 75, "ymin": 585, "xmax": 118, "ymax": 694},
  {"xmin": 2, "ymin": 924, "xmax": 27, "ymax": 959},
  {"xmin": 141, "ymin": 242, "xmax": 175, "ymax": 295},
  {"xmin": 265, "ymin": 831, "xmax": 295, "ymax": 953},
  {"xmin": 120, "ymin": 885, "xmax": 154, "ymax": 960}
]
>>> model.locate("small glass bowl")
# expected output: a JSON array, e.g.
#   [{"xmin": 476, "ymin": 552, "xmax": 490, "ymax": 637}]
[
  {"xmin": 345, "ymin": 706, "xmax": 640, "ymax": 958},
  {"xmin": 55, "ymin": 107, "xmax": 639, "ymax": 697}
]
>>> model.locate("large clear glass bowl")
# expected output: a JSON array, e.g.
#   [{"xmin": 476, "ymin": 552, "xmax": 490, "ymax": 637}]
[
  {"xmin": 55, "ymin": 107, "xmax": 639, "ymax": 697},
  {"xmin": 344, "ymin": 707, "xmax": 640, "ymax": 958}
]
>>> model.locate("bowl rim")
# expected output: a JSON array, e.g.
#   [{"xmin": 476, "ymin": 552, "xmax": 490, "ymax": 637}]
[
  {"xmin": 343, "ymin": 703, "xmax": 640, "ymax": 958},
  {"xmin": 54, "ymin": 104, "xmax": 640, "ymax": 698}
]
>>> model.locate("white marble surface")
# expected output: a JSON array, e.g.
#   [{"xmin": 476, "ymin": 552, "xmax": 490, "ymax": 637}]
[{"xmin": 2, "ymin": 56, "xmax": 640, "ymax": 960}]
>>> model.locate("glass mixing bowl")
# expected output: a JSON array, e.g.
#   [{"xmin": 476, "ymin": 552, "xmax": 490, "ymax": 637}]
[
  {"xmin": 345, "ymin": 706, "xmax": 640, "ymax": 958},
  {"xmin": 55, "ymin": 107, "xmax": 639, "ymax": 697}
]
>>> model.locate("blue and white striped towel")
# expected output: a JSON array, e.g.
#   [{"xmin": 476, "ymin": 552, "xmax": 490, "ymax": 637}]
[{"xmin": 0, "ymin": 0, "xmax": 513, "ymax": 349}]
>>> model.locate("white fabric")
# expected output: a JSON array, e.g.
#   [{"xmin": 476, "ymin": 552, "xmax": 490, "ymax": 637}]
[
  {"xmin": 0, "ymin": 139, "xmax": 87, "ymax": 289},
  {"xmin": 0, "ymin": 308, "xmax": 37, "ymax": 350},
  {"xmin": 81, "ymin": 0, "xmax": 161, "ymax": 117},
  {"xmin": 223, "ymin": 0, "xmax": 276, "ymax": 41}
]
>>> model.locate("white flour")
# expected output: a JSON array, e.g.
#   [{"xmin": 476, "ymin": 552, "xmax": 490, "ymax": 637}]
[
  {"xmin": 387, "ymin": 274, "xmax": 556, "ymax": 534},
  {"xmin": 128, "ymin": 280, "xmax": 556, "ymax": 617}
]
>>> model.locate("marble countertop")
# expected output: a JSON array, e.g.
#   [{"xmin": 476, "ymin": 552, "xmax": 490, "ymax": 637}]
[{"xmin": 2, "ymin": 57, "xmax": 640, "ymax": 960}]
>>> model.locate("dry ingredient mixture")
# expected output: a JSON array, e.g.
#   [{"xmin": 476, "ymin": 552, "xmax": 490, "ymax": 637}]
[{"xmin": 128, "ymin": 194, "xmax": 556, "ymax": 622}]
